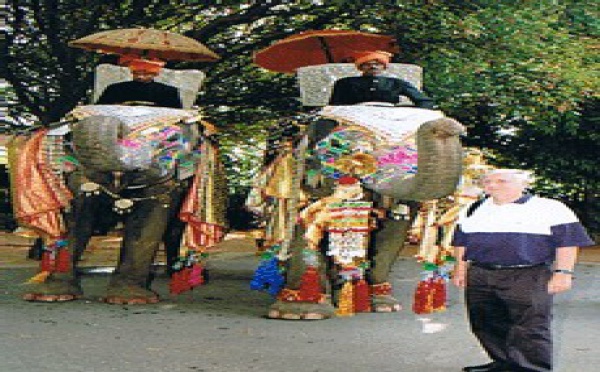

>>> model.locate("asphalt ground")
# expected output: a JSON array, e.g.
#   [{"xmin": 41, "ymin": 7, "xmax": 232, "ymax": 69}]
[{"xmin": 1, "ymin": 231, "xmax": 599, "ymax": 372}]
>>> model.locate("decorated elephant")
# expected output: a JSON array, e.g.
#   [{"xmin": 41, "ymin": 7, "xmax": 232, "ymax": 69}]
[
  {"xmin": 10, "ymin": 104, "xmax": 226, "ymax": 304},
  {"xmin": 248, "ymin": 64, "xmax": 465, "ymax": 320}
]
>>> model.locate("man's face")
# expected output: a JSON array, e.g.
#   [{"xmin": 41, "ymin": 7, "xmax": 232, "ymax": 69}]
[
  {"xmin": 482, "ymin": 173, "xmax": 527, "ymax": 200},
  {"xmin": 131, "ymin": 69, "xmax": 159, "ymax": 83},
  {"xmin": 358, "ymin": 60, "xmax": 386, "ymax": 76}
]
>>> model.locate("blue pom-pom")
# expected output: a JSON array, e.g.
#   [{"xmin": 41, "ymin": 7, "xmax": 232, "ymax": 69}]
[{"xmin": 250, "ymin": 257, "xmax": 285, "ymax": 297}]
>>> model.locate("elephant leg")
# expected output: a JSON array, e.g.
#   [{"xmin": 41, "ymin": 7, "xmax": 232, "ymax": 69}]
[
  {"xmin": 22, "ymin": 192, "xmax": 105, "ymax": 302},
  {"xmin": 162, "ymin": 182, "xmax": 190, "ymax": 278},
  {"xmin": 102, "ymin": 190, "xmax": 174, "ymax": 305},
  {"xmin": 368, "ymin": 203, "xmax": 417, "ymax": 312},
  {"xmin": 267, "ymin": 225, "xmax": 335, "ymax": 321}
]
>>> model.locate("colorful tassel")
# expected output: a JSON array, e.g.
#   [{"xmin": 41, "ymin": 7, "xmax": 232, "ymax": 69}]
[
  {"xmin": 56, "ymin": 248, "xmax": 71, "ymax": 273},
  {"xmin": 38, "ymin": 238, "xmax": 70, "ymax": 274},
  {"xmin": 431, "ymin": 276, "xmax": 447, "ymax": 311},
  {"xmin": 412, "ymin": 278, "xmax": 434, "ymax": 314},
  {"xmin": 170, "ymin": 267, "xmax": 191, "ymax": 295},
  {"xmin": 40, "ymin": 251, "xmax": 55, "ymax": 272},
  {"xmin": 297, "ymin": 266, "xmax": 322, "ymax": 302},
  {"xmin": 353, "ymin": 279, "xmax": 371, "ymax": 313},
  {"xmin": 335, "ymin": 280, "xmax": 354, "ymax": 316},
  {"xmin": 26, "ymin": 271, "xmax": 51, "ymax": 284},
  {"xmin": 169, "ymin": 263, "xmax": 206, "ymax": 295},
  {"xmin": 188, "ymin": 263, "xmax": 205, "ymax": 287},
  {"xmin": 412, "ymin": 275, "xmax": 447, "ymax": 314},
  {"xmin": 250, "ymin": 257, "xmax": 285, "ymax": 297}
]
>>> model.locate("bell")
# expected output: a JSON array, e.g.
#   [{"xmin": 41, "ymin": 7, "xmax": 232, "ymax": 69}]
[
  {"xmin": 113, "ymin": 198, "xmax": 134, "ymax": 214},
  {"xmin": 80, "ymin": 182, "xmax": 101, "ymax": 196}
]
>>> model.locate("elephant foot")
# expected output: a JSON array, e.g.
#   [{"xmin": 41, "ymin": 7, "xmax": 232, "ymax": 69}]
[
  {"xmin": 101, "ymin": 284, "xmax": 160, "ymax": 305},
  {"xmin": 371, "ymin": 294, "xmax": 402, "ymax": 312},
  {"xmin": 267, "ymin": 300, "xmax": 335, "ymax": 320},
  {"xmin": 23, "ymin": 293, "xmax": 80, "ymax": 302},
  {"xmin": 22, "ymin": 274, "xmax": 83, "ymax": 303}
]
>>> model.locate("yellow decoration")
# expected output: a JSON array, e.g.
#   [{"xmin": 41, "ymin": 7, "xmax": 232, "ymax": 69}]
[
  {"xmin": 335, "ymin": 281, "xmax": 355, "ymax": 317},
  {"xmin": 334, "ymin": 153, "xmax": 377, "ymax": 176},
  {"xmin": 26, "ymin": 271, "xmax": 51, "ymax": 284},
  {"xmin": 265, "ymin": 150, "xmax": 295, "ymax": 199}
]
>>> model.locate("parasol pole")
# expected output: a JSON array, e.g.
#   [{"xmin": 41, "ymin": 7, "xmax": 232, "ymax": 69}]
[{"xmin": 317, "ymin": 36, "xmax": 334, "ymax": 63}]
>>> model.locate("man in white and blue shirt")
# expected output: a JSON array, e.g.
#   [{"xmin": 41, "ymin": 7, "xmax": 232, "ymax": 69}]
[{"xmin": 452, "ymin": 169, "xmax": 594, "ymax": 372}]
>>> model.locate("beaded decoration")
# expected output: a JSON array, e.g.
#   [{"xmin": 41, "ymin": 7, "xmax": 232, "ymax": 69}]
[{"xmin": 326, "ymin": 201, "xmax": 372, "ymax": 265}]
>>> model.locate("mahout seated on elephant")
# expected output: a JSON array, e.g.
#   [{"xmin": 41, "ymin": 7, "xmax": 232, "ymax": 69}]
[
  {"xmin": 248, "ymin": 61, "xmax": 465, "ymax": 320},
  {"xmin": 328, "ymin": 50, "xmax": 435, "ymax": 109},
  {"xmin": 11, "ymin": 103, "xmax": 226, "ymax": 304},
  {"xmin": 96, "ymin": 55, "xmax": 183, "ymax": 109}
]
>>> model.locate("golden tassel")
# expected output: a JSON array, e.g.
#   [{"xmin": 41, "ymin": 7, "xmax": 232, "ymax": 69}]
[
  {"xmin": 26, "ymin": 271, "xmax": 51, "ymax": 284},
  {"xmin": 335, "ymin": 281, "xmax": 355, "ymax": 317}
]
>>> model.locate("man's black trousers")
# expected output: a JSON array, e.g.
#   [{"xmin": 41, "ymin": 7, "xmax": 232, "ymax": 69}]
[{"xmin": 466, "ymin": 265, "xmax": 554, "ymax": 372}]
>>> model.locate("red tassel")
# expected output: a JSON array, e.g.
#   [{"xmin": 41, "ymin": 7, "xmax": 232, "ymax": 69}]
[
  {"xmin": 412, "ymin": 279, "xmax": 434, "ymax": 314},
  {"xmin": 170, "ymin": 267, "xmax": 192, "ymax": 295},
  {"xmin": 40, "ymin": 251, "xmax": 55, "ymax": 272},
  {"xmin": 298, "ymin": 266, "xmax": 322, "ymax": 302},
  {"xmin": 56, "ymin": 249, "xmax": 71, "ymax": 273},
  {"xmin": 188, "ymin": 264, "xmax": 204, "ymax": 288},
  {"xmin": 431, "ymin": 277, "xmax": 446, "ymax": 311},
  {"xmin": 353, "ymin": 279, "xmax": 371, "ymax": 313}
]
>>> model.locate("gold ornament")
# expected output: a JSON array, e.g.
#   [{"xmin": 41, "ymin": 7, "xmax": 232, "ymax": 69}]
[
  {"xmin": 334, "ymin": 153, "xmax": 377, "ymax": 177},
  {"xmin": 113, "ymin": 198, "xmax": 134, "ymax": 214},
  {"xmin": 80, "ymin": 182, "xmax": 101, "ymax": 196}
]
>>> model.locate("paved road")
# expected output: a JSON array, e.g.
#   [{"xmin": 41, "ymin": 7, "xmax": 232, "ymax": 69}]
[{"xmin": 1, "ymin": 251, "xmax": 599, "ymax": 372}]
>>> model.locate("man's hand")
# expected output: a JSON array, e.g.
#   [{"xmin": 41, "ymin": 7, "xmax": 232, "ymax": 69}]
[
  {"xmin": 452, "ymin": 265, "xmax": 467, "ymax": 288},
  {"xmin": 548, "ymin": 272, "xmax": 574, "ymax": 294}
]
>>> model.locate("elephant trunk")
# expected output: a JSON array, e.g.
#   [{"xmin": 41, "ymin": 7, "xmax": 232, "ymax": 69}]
[{"xmin": 387, "ymin": 117, "xmax": 465, "ymax": 201}]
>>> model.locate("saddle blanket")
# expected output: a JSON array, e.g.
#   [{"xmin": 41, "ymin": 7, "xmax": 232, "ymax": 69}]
[
  {"xmin": 68, "ymin": 105, "xmax": 198, "ymax": 132},
  {"xmin": 319, "ymin": 104, "xmax": 444, "ymax": 143}
]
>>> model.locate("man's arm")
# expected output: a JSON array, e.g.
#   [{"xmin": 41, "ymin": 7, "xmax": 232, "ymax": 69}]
[
  {"xmin": 165, "ymin": 90, "xmax": 183, "ymax": 109},
  {"xmin": 548, "ymin": 246, "xmax": 579, "ymax": 294},
  {"xmin": 96, "ymin": 84, "xmax": 120, "ymax": 104},
  {"xmin": 328, "ymin": 79, "xmax": 350, "ymax": 105},
  {"xmin": 401, "ymin": 81, "xmax": 435, "ymax": 109},
  {"xmin": 154, "ymin": 83, "xmax": 183, "ymax": 109},
  {"xmin": 452, "ymin": 245, "xmax": 468, "ymax": 288}
]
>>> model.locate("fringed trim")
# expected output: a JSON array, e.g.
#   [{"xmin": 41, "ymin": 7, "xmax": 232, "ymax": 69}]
[
  {"xmin": 353, "ymin": 279, "xmax": 371, "ymax": 313},
  {"xmin": 277, "ymin": 288, "xmax": 327, "ymax": 304},
  {"xmin": 335, "ymin": 281, "xmax": 354, "ymax": 317},
  {"xmin": 169, "ymin": 262, "xmax": 205, "ymax": 295},
  {"xmin": 412, "ymin": 276, "xmax": 447, "ymax": 314},
  {"xmin": 370, "ymin": 282, "xmax": 393, "ymax": 296},
  {"xmin": 39, "ymin": 238, "xmax": 70, "ymax": 274},
  {"xmin": 250, "ymin": 255, "xmax": 285, "ymax": 297}
]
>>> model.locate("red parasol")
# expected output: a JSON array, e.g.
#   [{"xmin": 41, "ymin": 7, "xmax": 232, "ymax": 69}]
[
  {"xmin": 69, "ymin": 28, "xmax": 220, "ymax": 62},
  {"xmin": 253, "ymin": 29, "xmax": 399, "ymax": 74}
]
